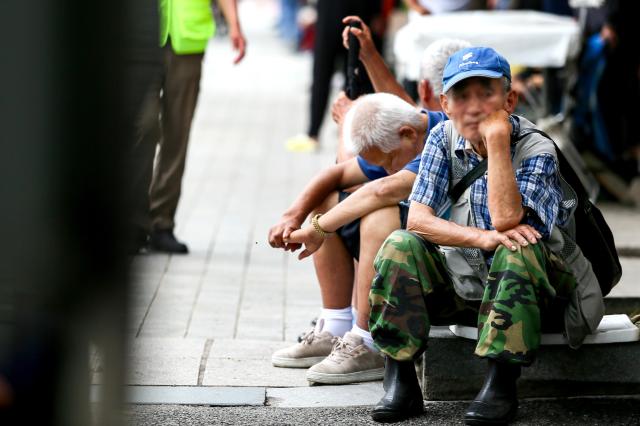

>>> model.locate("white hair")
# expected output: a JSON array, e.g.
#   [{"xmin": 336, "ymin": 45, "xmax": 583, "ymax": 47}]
[
  {"xmin": 420, "ymin": 38, "xmax": 472, "ymax": 95},
  {"xmin": 342, "ymin": 93, "xmax": 424, "ymax": 155}
]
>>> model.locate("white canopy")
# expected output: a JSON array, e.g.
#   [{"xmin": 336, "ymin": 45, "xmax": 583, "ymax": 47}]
[{"xmin": 394, "ymin": 10, "xmax": 581, "ymax": 81}]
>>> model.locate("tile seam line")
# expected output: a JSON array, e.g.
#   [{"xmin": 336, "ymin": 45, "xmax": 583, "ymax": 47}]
[
  {"xmin": 135, "ymin": 256, "xmax": 171, "ymax": 338},
  {"xmin": 231, "ymin": 209, "xmax": 258, "ymax": 339},
  {"xmin": 197, "ymin": 338, "xmax": 214, "ymax": 386}
]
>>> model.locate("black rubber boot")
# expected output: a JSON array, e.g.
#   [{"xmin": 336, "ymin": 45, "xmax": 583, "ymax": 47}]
[
  {"xmin": 371, "ymin": 358, "xmax": 423, "ymax": 423},
  {"xmin": 464, "ymin": 359, "xmax": 521, "ymax": 425}
]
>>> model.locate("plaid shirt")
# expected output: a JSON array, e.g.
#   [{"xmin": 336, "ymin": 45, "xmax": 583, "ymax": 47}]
[{"xmin": 410, "ymin": 116, "xmax": 569, "ymax": 242}]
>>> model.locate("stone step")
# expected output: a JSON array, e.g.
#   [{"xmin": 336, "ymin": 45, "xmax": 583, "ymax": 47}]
[
  {"xmin": 418, "ymin": 299, "xmax": 640, "ymax": 400},
  {"xmin": 418, "ymin": 327, "xmax": 640, "ymax": 400}
]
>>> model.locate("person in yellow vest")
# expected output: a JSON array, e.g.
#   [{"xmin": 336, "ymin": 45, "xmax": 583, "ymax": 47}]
[{"xmin": 141, "ymin": 0, "xmax": 246, "ymax": 253}]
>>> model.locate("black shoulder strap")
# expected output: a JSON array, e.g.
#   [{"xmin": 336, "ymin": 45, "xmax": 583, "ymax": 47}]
[
  {"xmin": 448, "ymin": 158, "xmax": 487, "ymax": 203},
  {"xmin": 515, "ymin": 127, "xmax": 552, "ymax": 143}
]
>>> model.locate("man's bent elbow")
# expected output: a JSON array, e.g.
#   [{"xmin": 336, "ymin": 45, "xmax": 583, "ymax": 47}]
[
  {"xmin": 492, "ymin": 211, "xmax": 525, "ymax": 232},
  {"xmin": 406, "ymin": 215, "xmax": 434, "ymax": 236},
  {"xmin": 372, "ymin": 180, "xmax": 406, "ymax": 205}
]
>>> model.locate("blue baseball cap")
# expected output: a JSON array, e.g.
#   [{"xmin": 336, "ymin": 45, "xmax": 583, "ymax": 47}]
[{"xmin": 442, "ymin": 47, "xmax": 511, "ymax": 93}]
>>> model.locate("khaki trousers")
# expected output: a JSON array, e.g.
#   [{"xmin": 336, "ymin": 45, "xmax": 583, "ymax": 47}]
[{"xmin": 137, "ymin": 43, "xmax": 203, "ymax": 231}]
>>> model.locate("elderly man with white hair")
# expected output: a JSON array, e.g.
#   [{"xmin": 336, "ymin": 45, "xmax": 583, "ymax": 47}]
[
  {"xmin": 268, "ymin": 29, "xmax": 470, "ymax": 385},
  {"xmin": 269, "ymin": 92, "xmax": 442, "ymax": 385}
]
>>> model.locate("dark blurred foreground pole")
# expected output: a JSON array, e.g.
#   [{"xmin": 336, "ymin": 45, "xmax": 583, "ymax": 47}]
[{"xmin": 0, "ymin": 0, "xmax": 159, "ymax": 424}]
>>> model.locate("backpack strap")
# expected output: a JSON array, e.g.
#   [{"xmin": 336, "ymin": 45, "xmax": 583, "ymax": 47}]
[
  {"xmin": 448, "ymin": 158, "xmax": 487, "ymax": 203},
  {"xmin": 444, "ymin": 119, "xmax": 481, "ymax": 203},
  {"xmin": 516, "ymin": 128, "xmax": 590, "ymax": 202}
]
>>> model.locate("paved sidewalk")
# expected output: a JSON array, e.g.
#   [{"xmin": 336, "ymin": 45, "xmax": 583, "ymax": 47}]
[
  {"xmin": 108, "ymin": 0, "xmax": 640, "ymax": 411},
  {"xmin": 117, "ymin": 0, "xmax": 376, "ymax": 406}
]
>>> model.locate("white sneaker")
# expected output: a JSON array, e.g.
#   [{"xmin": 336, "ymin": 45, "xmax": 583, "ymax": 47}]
[
  {"xmin": 272, "ymin": 327, "xmax": 335, "ymax": 368},
  {"xmin": 306, "ymin": 332, "xmax": 385, "ymax": 385}
]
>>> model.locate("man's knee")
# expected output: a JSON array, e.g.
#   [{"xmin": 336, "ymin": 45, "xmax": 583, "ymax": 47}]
[
  {"xmin": 374, "ymin": 230, "xmax": 426, "ymax": 268},
  {"xmin": 492, "ymin": 243, "xmax": 543, "ymax": 272},
  {"xmin": 488, "ymin": 244, "xmax": 550, "ymax": 297},
  {"xmin": 360, "ymin": 206, "xmax": 401, "ymax": 242}
]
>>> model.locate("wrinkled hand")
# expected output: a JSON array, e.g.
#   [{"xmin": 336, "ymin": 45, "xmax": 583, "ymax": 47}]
[
  {"xmin": 229, "ymin": 27, "xmax": 246, "ymax": 64},
  {"xmin": 285, "ymin": 226, "xmax": 324, "ymax": 260},
  {"xmin": 479, "ymin": 110, "xmax": 511, "ymax": 150},
  {"xmin": 480, "ymin": 224, "xmax": 542, "ymax": 252},
  {"xmin": 268, "ymin": 216, "xmax": 302, "ymax": 251},
  {"xmin": 331, "ymin": 91, "xmax": 353, "ymax": 125},
  {"xmin": 341, "ymin": 16, "xmax": 376, "ymax": 61}
]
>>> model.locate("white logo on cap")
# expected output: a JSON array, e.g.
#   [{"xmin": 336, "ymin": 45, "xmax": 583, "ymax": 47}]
[{"xmin": 462, "ymin": 52, "xmax": 473, "ymax": 61}]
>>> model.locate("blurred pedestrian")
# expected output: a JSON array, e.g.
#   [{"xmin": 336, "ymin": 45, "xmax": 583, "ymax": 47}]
[
  {"xmin": 592, "ymin": 0, "xmax": 640, "ymax": 182},
  {"xmin": 277, "ymin": 0, "xmax": 300, "ymax": 47},
  {"xmin": 571, "ymin": 0, "xmax": 640, "ymax": 204},
  {"xmin": 285, "ymin": 0, "xmax": 384, "ymax": 153},
  {"xmin": 138, "ymin": 0, "xmax": 246, "ymax": 254}
]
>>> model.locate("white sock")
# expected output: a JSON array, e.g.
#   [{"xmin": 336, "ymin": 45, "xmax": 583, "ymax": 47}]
[
  {"xmin": 351, "ymin": 324, "xmax": 377, "ymax": 352},
  {"xmin": 351, "ymin": 307, "xmax": 358, "ymax": 327},
  {"xmin": 318, "ymin": 307, "xmax": 353, "ymax": 337}
]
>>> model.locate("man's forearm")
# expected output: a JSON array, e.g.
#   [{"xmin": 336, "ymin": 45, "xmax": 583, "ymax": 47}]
[
  {"xmin": 281, "ymin": 169, "xmax": 344, "ymax": 223},
  {"xmin": 282, "ymin": 158, "xmax": 367, "ymax": 223},
  {"xmin": 486, "ymin": 138, "xmax": 523, "ymax": 231},
  {"xmin": 318, "ymin": 172, "xmax": 413, "ymax": 232},
  {"xmin": 360, "ymin": 48, "xmax": 415, "ymax": 105},
  {"xmin": 218, "ymin": 0, "xmax": 241, "ymax": 29},
  {"xmin": 407, "ymin": 201, "xmax": 487, "ymax": 248}
]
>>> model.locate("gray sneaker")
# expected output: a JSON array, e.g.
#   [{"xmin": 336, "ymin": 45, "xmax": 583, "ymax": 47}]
[
  {"xmin": 306, "ymin": 332, "xmax": 385, "ymax": 385},
  {"xmin": 272, "ymin": 326, "xmax": 335, "ymax": 368}
]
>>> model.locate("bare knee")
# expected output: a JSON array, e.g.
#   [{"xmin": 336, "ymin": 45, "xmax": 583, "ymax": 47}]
[{"xmin": 360, "ymin": 206, "xmax": 401, "ymax": 243}]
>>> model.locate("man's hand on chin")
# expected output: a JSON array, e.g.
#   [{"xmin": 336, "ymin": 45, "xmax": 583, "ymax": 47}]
[{"xmin": 479, "ymin": 110, "xmax": 511, "ymax": 152}]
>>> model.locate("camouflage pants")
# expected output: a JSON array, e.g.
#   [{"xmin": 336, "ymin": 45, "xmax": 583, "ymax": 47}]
[{"xmin": 369, "ymin": 230, "xmax": 576, "ymax": 365}]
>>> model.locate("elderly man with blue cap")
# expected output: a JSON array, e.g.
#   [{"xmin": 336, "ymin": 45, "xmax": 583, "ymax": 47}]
[{"xmin": 367, "ymin": 47, "xmax": 604, "ymax": 424}]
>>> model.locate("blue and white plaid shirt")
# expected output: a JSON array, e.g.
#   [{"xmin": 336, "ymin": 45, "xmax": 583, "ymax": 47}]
[{"xmin": 410, "ymin": 116, "xmax": 569, "ymax": 244}]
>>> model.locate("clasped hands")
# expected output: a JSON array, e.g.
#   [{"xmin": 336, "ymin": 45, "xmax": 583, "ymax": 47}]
[{"xmin": 268, "ymin": 216, "xmax": 325, "ymax": 260}]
